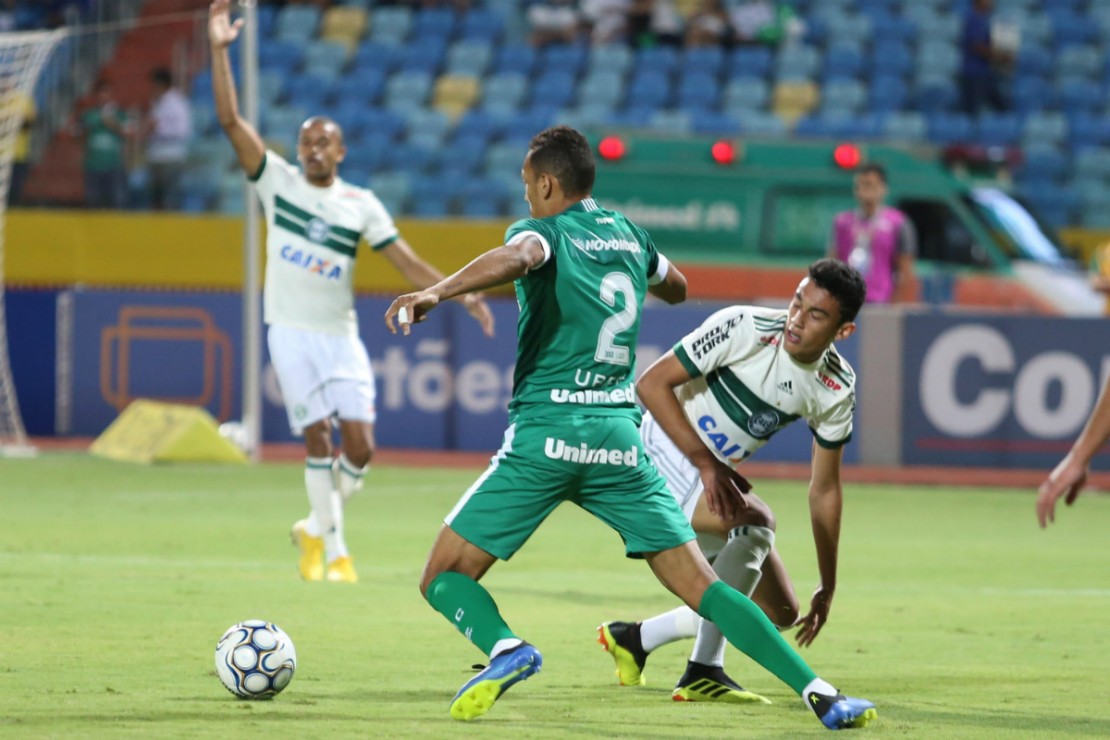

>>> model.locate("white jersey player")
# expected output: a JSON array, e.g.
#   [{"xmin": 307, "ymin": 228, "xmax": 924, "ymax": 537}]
[
  {"xmin": 208, "ymin": 0, "xmax": 494, "ymax": 583},
  {"xmin": 599, "ymin": 259, "xmax": 867, "ymax": 704}
]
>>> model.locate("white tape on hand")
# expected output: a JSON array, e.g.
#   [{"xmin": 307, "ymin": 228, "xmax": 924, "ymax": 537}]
[{"xmin": 398, "ymin": 307, "xmax": 410, "ymax": 325}]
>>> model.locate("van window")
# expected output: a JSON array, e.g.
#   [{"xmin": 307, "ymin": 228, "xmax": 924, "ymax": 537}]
[
  {"xmin": 965, "ymin": 188, "xmax": 1070, "ymax": 267},
  {"xmin": 897, "ymin": 198, "xmax": 993, "ymax": 268},
  {"xmin": 761, "ymin": 187, "xmax": 853, "ymax": 257}
]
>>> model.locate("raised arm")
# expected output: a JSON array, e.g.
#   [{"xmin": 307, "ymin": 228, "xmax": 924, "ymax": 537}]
[
  {"xmin": 794, "ymin": 441, "xmax": 844, "ymax": 648},
  {"xmin": 384, "ymin": 236, "xmax": 546, "ymax": 335},
  {"xmin": 209, "ymin": 0, "xmax": 264, "ymax": 176}
]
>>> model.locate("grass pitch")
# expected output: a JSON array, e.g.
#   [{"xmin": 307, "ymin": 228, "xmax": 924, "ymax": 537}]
[{"xmin": 1, "ymin": 454, "xmax": 1108, "ymax": 739}]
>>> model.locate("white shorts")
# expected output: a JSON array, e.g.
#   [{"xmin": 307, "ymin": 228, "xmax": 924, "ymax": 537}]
[
  {"xmin": 641, "ymin": 411, "xmax": 726, "ymax": 559},
  {"xmin": 267, "ymin": 323, "xmax": 377, "ymax": 434}
]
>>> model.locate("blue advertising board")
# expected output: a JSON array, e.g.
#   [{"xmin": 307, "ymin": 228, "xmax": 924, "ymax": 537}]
[
  {"xmin": 47, "ymin": 289, "xmax": 857, "ymax": 464},
  {"xmin": 902, "ymin": 313, "xmax": 1110, "ymax": 470}
]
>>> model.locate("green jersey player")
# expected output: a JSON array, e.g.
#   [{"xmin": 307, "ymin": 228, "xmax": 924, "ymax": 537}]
[
  {"xmin": 208, "ymin": 0, "xmax": 493, "ymax": 584},
  {"xmin": 385, "ymin": 127, "xmax": 876, "ymax": 730},
  {"xmin": 597, "ymin": 260, "xmax": 869, "ymax": 707}
]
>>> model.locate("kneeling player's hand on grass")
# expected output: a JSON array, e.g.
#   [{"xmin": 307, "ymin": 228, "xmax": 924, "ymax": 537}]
[
  {"xmin": 795, "ymin": 585, "xmax": 834, "ymax": 648},
  {"xmin": 385, "ymin": 291, "xmax": 440, "ymax": 335},
  {"xmin": 462, "ymin": 293, "xmax": 495, "ymax": 337}
]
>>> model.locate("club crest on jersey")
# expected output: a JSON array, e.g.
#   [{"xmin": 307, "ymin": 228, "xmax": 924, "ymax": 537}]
[
  {"xmin": 747, "ymin": 409, "xmax": 780, "ymax": 437},
  {"xmin": 305, "ymin": 217, "xmax": 331, "ymax": 244},
  {"xmin": 280, "ymin": 245, "xmax": 343, "ymax": 280}
]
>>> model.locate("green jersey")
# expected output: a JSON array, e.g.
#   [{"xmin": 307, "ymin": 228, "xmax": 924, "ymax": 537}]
[{"xmin": 505, "ymin": 197, "xmax": 670, "ymax": 418}]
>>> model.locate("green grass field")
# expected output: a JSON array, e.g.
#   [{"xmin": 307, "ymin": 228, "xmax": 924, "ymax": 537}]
[{"xmin": 1, "ymin": 454, "xmax": 1108, "ymax": 739}]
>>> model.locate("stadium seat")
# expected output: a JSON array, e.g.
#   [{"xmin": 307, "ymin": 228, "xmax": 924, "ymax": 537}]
[
  {"xmin": 369, "ymin": 6, "xmax": 413, "ymax": 43},
  {"xmin": 823, "ymin": 45, "xmax": 865, "ymax": 81},
  {"xmin": 368, "ymin": 170, "xmax": 412, "ymax": 205},
  {"xmin": 883, "ymin": 112, "xmax": 927, "ymax": 141},
  {"xmin": 1015, "ymin": 45, "xmax": 1052, "ymax": 78},
  {"xmin": 868, "ymin": 76, "xmax": 907, "ymax": 113},
  {"xmin": 578, "ymin": 72, "xmax": 626, "ymax": 107},
  {"xmin": 1068, "ymin": 113, "xmax": 1110, "ymax": 148},
  {"xmin": 1057, "ymin": 79, "xmax": 1105, "ymax": 115},
  {"xmin": 677, "ymin": 73, "xmax": 721, "ymax": 111},
  {"xmin": 822, "ymin": 79, "xmax": 867, "ymax": 113},
  {"xmin": 723, "ymin": 78, "xmax": 769, "ymax": 111},
  {"xmin": 1055, "ymin": 45, "xmax": 1104, "ymax": 79},
  {"xmin": 258, "ymin": 40, "xmax": 306, "ymax": 77},
  {"xmin": 379, "ymin": 141, "xmax": 436, "ymax": 173},
  {"xmin": 405, "ymin": 109, "xmax": 452, "ymax": 146},
  {"xmin": 188, "ymin": 137, "xmax": 232, "ymax": 169},
  {"xmin": 384, "ymin": 71, "xmax": 434, "ymax": 113},
  {"xmin": 484, "ymin": 140, "xmax": 529, "ymax": 177},
  {"xmin": 540, "ymin": 44, "xmax": 588, "ymax": 77},
  {"xmin": 493, "ymin": 45, "xmax": 536, "ymax": 76},
  {"xmin": 434, "ymin": 135, "xmax": 490, "ymax": 173},
  {"xmin": 913, "ymin": 76, "xmax": 958, "ymax": 114},
  {"xmin": 412, "ymin": 7, "xmax": 458, "ymax": 40},
  {"xmin": 275, "ymin": 5, "xmax": 320, "ymax": 43},
  {"xmin": 302, "ymin": 41, "xmax": 350, "ymax": 78},
  {"xmin": 445, "ymin": 40, "xmax": 493, "ymax": 77},
  {"xmin": 774, "ymin": 45, "xmax": 821, "ymax": 81},
  {"xmin": 1019, "ymin": 144, "xmax": 1069, "ymax": 182},
  {"xmin": 871, "ymin": 43, "xmax": 913, "ymax": 79},
  {"xmin": 926, "ymin": 113, "xmax": 973, "ymax": 144},
  {"xmin": 262, "ymin": 105, "xmax": 310, "ymax": 139},
  {"xmin": 1052, "ymin": 14, "xmax": 1099, "ymax": 48},
  {"xmin": 691, "ymin": 111, "xmax": 741, "ymax": 136},
  {"xmin": 823, "ymin": 14, "xmax": 872, "ymax": 46},
  {"xmin": 457, "ymin": 109, "xmax": 510, "ymax": 143},
  {"xmin": 635, "ymin": 46, "xmax": 679, "ymax": 75},
  {"xmin": 1011, "ymin": 77, "xmax": 1052, "ymax": 114},
  {"xmin": 589, "ymin": 44, "xmax": 634, "ymax": 76},
  {"xmin": 771, "ymin": 81, "xmax": 819, "ymax": 124},
  {"xmin": 459, "ymin": 8, "xmax": 505, "ymax": 42},
  {"xmin": 916, "ymin": 41, "xmax": 960, "ymax": 78},
  {"xmin": 505, "ymin": 109, "xmax": 557, "ymax": 143},
  {"xmin": 1023, "ymin": 112, "xmax": 1068, "ymax": 147},
  {"xmin": 283, "ymin": 74, "xmax": 333, "ymax": 112},
  {"xmin": 650, "ymin": 110, "xmax": 692, "ymax": 135},
  {"xmin": 321, "ymin": 5, "xmax": 368, "ymax": 49},
  {"xmin": 728, "ymin": 47, "xmax": 774, "ymax": 80},
  {"xmin": 680, "ymin": 46, "xmax": 725, "ymax": 77},
  {"xmin": 527, "ymin": 72, "xmax": 577, "ymax": 109},
  {"xmin": 397, "ymin": 37, "xmax": 448, "ymax": 74},
  {"xmin": 627, "ymin": 71, "xmax": 673, "ymax": 110},
  {"xmin": 974, "ymin": 113, "xmax": 1023, "ymax": 147},
  {"xmin": 352, "ymin": 42, "xmax": 400, "ymax": 75},
  {"xmin": 334, "ymin": 70, "xmax": 386, "ymax": 108},
  {"xmin": 432, "ymin": 76, "xmax": 481, "ymax": 119},
  {"xmin": 870, "ymin": 13, "xmax": 917, "ymax": 45},
  {"xmin": 1072, "ymin": 148, "xmax": 1110, "ymax": 181}
]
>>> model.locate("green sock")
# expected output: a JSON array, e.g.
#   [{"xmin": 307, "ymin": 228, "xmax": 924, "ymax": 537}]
[
  {"xmin": 426, "ymin": 571, "xmax": 516, "ymax": 656},
  {"xmin": 698, "ymin": 580, "xmax": 817, "ymax": 695}
]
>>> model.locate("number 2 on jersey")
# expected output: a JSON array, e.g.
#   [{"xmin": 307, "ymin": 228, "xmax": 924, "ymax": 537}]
[{"xmin": 595, "ymin": 272, "xmax": 636, "ymax": 366}]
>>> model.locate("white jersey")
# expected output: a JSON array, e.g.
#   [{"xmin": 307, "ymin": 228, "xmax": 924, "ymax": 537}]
[
  {"xmin": 671, "ymin": 305, "xmax": 856, "ymax": 466},
  {"xmin": 251, "ymin": 150, "xmax": 399, "ymax": 336}
]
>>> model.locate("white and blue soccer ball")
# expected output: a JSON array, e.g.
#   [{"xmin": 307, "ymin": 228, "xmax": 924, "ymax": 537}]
[{"xmin": 215, "ymin": 620, "xmax": 296, "ymax": 699}]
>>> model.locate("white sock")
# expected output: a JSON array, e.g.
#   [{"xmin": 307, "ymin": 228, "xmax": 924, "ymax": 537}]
[
  {"xmin": 690, "ymin": 525, "xmax": 775, "ymax": 667},
  {"xmin": 490, "ymin": 638, "xmax": 523, "ymax": 660},
  {"xmin": 304, "ymin": 512, "xmax": 322, "ymax": 538},
  {"xmin": 640, "ymin": 606, "xmax": 700, "ymax": 653},
  {"xmin": 803, "ymin": 677, "xmax": 839, "ymax": 705},
  {"xmin": 305, "ymin": 457, "xmax": 347, "ymax": 562},
  {"xmin": 335, "ymin": 453, "xmax": 369, "ymax": 504}
]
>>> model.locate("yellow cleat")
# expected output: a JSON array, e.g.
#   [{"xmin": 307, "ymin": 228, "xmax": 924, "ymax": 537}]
[
  {"xmin": 290, "ymin": 519, "xmax": 324, "ymax": 582},
  {"xmin": 597, "ymin": 622, "xmax": 647, "ymax": 686},
  {"xmin": 326, "ymin": 555, "xmax": 358, "ymax": 583},
  {"xmin": 672, "ymin": 661, "xmax": 771, "ymax": 704}
]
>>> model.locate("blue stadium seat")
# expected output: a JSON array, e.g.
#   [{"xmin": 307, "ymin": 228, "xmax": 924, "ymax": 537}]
[
  {"xmin": 1072, "ymin": 147, "xmax": 1110, "ymax": 181},
  {"xmin": 1051, "ymin": 13, "xmax": 1099, "ymax": 48},
  {"xmin": 681, "ymin": 46, "xmax": 725, "ymax": 77},
  {"xmin": 259, "ymin": 40, "xmax": 306, "ymax": 77},
  {"xmin": 1023, "ymin": 112, "xmax": 1068, "ymax": 146},
  {"xmin": 736, "ymin": 111, "xmax": 787, "ymax": 136},
  {"xmin": 435, "ymin": 136, "xmax": 489, "ymax": 173},
  {"xmin": 459, "ymin": 8, "xmax": 505, "ymax": 42},
  {"xmin": 329, "ymin": 100, "xmax": 372, "ymax": 139},
  {"xmin": 397, "ymin": 37, "xmax": 448, "ymax": 74},
  {"xmin": 484, "ymin": 140, "xmax": 529, "ymax": 177},
  {"xmin": 493, "ymin": 45, "xmax": 536, "ymax": 76},
  {"xmin": 352, "ymin": 42, "xmax": 400, "ymax": 75},
  {"xmin": 974, "ymin": 113, "xmax": 1023, "ymax": 146},
  {"xmin": 636, "ymin": 46, "xmax": 679, "ymax": 75},
  {"xmin": 1068, "ymin": 113, "xmax": 1110, "ymax": 148},
  {"xmin": 869, "ymin": 13, "xmax": 917, "ymax": 45},
  {"xmin": 728, "ymin": 47, "xmax": 773, "ymax": 79},
  {"xmin": 1058, "ymin": 79, "xmax": 1105, "ymax": 115},
  {"xmin": 723, "ymin": 78, "xmax": 769, "ymax": 111},
  {"xmin": 823, "ymin": 45, "xmax": 865, "ymax": 81},
  {"xmin": 578, "ymin": 72, "xmax": 626, "ymax": 107},
  {"xmin": 794, "ymin": 115, "xmax": 846, "ymax": 139},
  {"xmin": 379, "ymin": 142, "xmax": 435, "ymax": 173},
  {"xmin": 446, "ymin": 40, "xmax": 493, "ymax": 77},
  {"xmin": 869, "ymin": 76, "xmax": 907, "ymax": 113},
  {"xmin": 256, "ymin": 4, "xmax": 277, "ymax": 38},
  {"xmin": 692, "ymin": 111, "xmax": 741, "ymax": 137},
  {"xmin": 540, "ymin": 44, "xmax": 588, "ymax": 77},
  {"xmin": 284, "ymin": 74, "xmax": 333, "ymax": 112},
  {"xmin": 334, "ymin": 70, "xmax": 386, "ymax": 107},
  {"xmin": 677, "ymin": 73, "xmax": 721, "ymax": 110},
  {"xmin": 627, "ymin": 71, "xmax": 673, "ymax": 109},
  {"xmin": 823, "ymin": 79, "xmax": 867, "ymax": 112},
  {"xmin": 1015, "ymin": 45, "xmax": 1052, "ymax": 77},
  {"xmin": 368, "ymin": 170, "xmax": 412, "ymax": 206},
  {"xmin": 505, "ymin": 109, "xmax": 556, "ymax": 143},
  {"xmin": 650, "ymin": 110, "xmax": 692, "ymax": 135},
  {"xmin": 384, "ymin": 71, "xmax": 434, "ymax": 113},
  {"xmin": 359, "ymin": 109, "xmax": 406, "ymax": 142},
  {"xmin": 823, "ymin": 14, "xmax": 872, "ymax": 46},
  {"xmin": 1055, "ymin": 45, "xmax": 1104, "ymax": 79},
  {"xmin": 914, "ymin": 77, "xmax": 958, "ymax": 113},
  {"xmin": 1019, "ymin": 144, "xmax": 1068, "ymax": 183},
  {"xmin": 916, "ymin": 40, "xmax": 960, "ymax": 78},
  {"xmin": 412, "ymin": 7, "xmax": 457, "ymax": 40},
  {"xmin": 275, "ymin": 5, "xmax": 320, "ymax": 43},
  {"xmin": 405, "ymin": 109, "xmax": 452, "ymax": 145},
  {"xmin": 926, "ymin": 113, "xmax": 973, "ymax": 144},
  {"xmin": 303, "ymin": 41, "xmax": 350, "ymax": 78},
  {"xmin": 775, "ymin": 45, "xmax": 821, "ymax": 81},
  {"xmin": 1011, "ymin": 77, "xmax": 1052, "ymax": 114},
  {"xmin": 870, "ymin": 43, "xmax": 913, "ymax": 79},
  {"xmin": 262, "ymin": 105, "xmax": 310, "ymax": 139},
  {"xmin": 369, "ymin": 6, "xmax": 413, "ymax": 43},
  {"xmin": 528, "ymin": 72, "xmax": 577, "ymax": 109},
  {"xmin": 456, "ymin": 109, "xmax": 510, "ymax": 143},
  {"xmin": 590, "ymin": 44, "xmax": 634, "ymax": 76},
  {"xmin": 481, "ymin": 73, "xmax": 529, "ymax": 110},
  {"xmin": 883, "ymin": 112, "xmax": 927, "ymax": 141}
]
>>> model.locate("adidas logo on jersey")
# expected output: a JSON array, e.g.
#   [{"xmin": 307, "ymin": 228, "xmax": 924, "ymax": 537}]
[{"xmin": 777, "ymin": 380, "xmax": 793, "ymax": 395}]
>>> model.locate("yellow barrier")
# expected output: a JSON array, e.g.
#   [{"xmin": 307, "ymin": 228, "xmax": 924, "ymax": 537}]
[
  {"xmin": 5, "ymin": 210, "xmax": 512, "ymax": 292},
  {"xmin": 90, "ymin": 399, "xmax": 247, "ymax": 464}
]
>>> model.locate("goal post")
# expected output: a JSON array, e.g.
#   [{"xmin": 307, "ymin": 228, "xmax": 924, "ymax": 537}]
[{"xmin": 0, "ymin": 30, "xmax": 64, "ymax": 455}]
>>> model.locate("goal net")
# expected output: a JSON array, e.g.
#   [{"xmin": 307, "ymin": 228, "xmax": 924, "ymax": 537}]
[{"xmin": 0, "ymin": 30, "xmax": 63, "ymax": 455}]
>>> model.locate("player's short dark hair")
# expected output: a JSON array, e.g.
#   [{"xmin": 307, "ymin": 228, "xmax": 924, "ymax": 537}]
[
  {"xmin": 808, "ymin": 258, "xmax": 867, "ymax": 324},
  {"xmin": 151, "ymin": 68, "xmax": 172, "ymax": 88},
  {"xmin": 855, "ymin": 162, "xmax": 887, "ymax": 184},
  {"xmin": 527, "ymin": 125, "xmax": 595, "ymax": 198}
]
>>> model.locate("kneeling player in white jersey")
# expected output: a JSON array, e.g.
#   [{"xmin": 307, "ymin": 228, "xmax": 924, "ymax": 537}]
[
  {"xmin": 598, "ymin": 258, "xmax": 866, "ymax": 703},
  {"xmin": 209, "ymin": 0, "xmax": 494, "ymax": 583}
]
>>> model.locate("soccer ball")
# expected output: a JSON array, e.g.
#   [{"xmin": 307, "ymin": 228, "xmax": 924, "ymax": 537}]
[{"xmin": 214, "ymin": 620, "xmax": 297, "ymax": 699}]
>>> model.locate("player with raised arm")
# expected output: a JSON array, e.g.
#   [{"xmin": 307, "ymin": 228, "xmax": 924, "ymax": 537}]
[
  {"xmin": 208, "ymin": 0, "xmax": 493, "ymax": 583},
  {"xmin": 597, "ymin": 259, "xmax": 867, "ymax": 706},
  {"xmin": 384, "ymin": 127, "xmax": 876, "ymax": 729}
]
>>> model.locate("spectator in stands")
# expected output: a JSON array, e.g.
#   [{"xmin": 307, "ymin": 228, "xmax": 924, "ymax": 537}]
[
  {"xmin": 627, "ymin": 0, "xmax": 683, "ymax": 48},
  {"xmin": 78, "ymin": 79, "xmax": 129, "ymax": 210},
  {"xmin": 826, "ymin": 163, "xmax": 917, "ymax": 304},
  {"xmin": 527, "ymin": 0, "xmax": 582, "ymax": 48},
  {"xmin": 0, "ymin": 1, "xmax": 16, "ymax": 32},
  {"xmin": 959, "ymin": 0, "xmax": 1012, "ymax": 115},
  {"xmin": 730, "ymin": 0, "xmax": 803, "ymax": 46},
  {"xmin": 581, "ymin": 0, "xmax": 630, "ymax": 45},
  {"xmin": 143, "ymin": 68, "xmax": 191, "ymax": 210},
  {"xmin": 684, "ymin": 0, "xmax": 729, "ymax": 48}
]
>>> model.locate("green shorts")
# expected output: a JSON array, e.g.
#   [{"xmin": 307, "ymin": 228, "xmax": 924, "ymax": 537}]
[{"xmin": 445, "ymin": 412, "xmax": 696, "ymax": 560}]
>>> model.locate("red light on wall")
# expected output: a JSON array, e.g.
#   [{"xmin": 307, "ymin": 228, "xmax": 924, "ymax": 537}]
[
  {"xmin": 598, "ymin": 136, "xmax": 626, "ymax": 161},
  {"xmin": 710, "ymin": 140, "xmax": 736, "ymax": 165},
  {"xmin": 833, "ymin": 143, "xmax": 862, "ymax": 169}
]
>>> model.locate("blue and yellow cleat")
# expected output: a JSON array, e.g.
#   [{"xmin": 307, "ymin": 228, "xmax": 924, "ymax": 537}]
[
  {"xmin": 809, "ymin": 692, "xmax": 878, "ymax": 730},
  {"xmin": 449, "ymin": 643, "xmax": 542, "ymax": 721}
]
